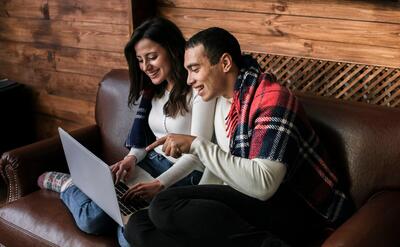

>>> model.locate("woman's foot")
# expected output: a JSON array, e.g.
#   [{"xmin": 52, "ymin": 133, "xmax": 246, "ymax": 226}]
[{"xmin": 37, "ymin": 172, "xmax": 73, "ymax": 193}]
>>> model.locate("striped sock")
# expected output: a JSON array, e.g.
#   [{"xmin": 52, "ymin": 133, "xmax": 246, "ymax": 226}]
[{"xmin": 37, "ymin": 172, "xmax": 72, "ymax": 193}]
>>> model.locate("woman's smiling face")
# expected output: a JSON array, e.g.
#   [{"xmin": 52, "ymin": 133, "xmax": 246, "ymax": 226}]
[{"xmin": 134, "ymin": 38, "xmax": 172, "ymax": 85}]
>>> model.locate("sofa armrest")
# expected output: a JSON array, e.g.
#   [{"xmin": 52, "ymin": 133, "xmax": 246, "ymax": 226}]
[
  {"xmin": 322, "ymin": 190, "xmax": 400, "ymax": 247},
  {"xmin": 0, "ymin": 125, "xmax": 101, "ymax": 203}
]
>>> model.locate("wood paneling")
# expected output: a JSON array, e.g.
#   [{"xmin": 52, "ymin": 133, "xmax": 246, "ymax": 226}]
[
  {"xmin": 0, "ymin": 0, "xmax": 46, "ymax": 19},
  {"xmin": 163, "ymin": 7, "xmax": 400, "ymax": 49},
  {"xmin": 37, "ymin": 70, "xmax": 100, "ymax": 102},
  {"xmin": 34, "ymin": 90, "xmax": 95, "ymax": 125},
  {"xmin": 55, "ymin": 47, "xmax": 126, "ymax": 76},
  {"xmin": 160, "ymin": 0, "xmax": 400, "ymax": 68},
  {"xmin": 160, "ymin": 0, "xmax": 400, "ymax": 24},
  {"xmin": 48, "ymin": 0, "xmax": 130, "ymax": 24},
  {"xmin": 0, "ymin": 61, "xmax": 40, "ymax": 88},
  {"xmin": 0, "ymin": 40, "xmax": 55, "ymax": 70},
  {"xmin": 0, "ymin": 0, "xmax": 130, "ymax": 140},
  {"xmin": 0, "ymin": 17, "xmax": 129, "ymax": 52}
]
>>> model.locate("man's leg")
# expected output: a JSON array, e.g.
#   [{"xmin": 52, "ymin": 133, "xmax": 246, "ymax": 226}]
[
  {"xmin": 125, "ymin": 209, "xmax": 187, "ymax": 247},
  {"xmin": 125, "ymin": 185, "xmax": 290, "ymax": 247}
]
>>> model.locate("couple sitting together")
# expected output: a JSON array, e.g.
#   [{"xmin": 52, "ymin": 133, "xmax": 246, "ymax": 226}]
[{"xmin": 37, "ymin": 17, "xmax": 352, "ymax": 247}]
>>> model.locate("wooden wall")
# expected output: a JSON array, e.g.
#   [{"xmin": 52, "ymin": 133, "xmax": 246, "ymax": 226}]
[
  {"xmin": 0, "ymin": 0, "xmax": 130, "ymax": 139},
  {"xmin": 159, "ymin": 0, "xmax": 400, "ymax": 68}
]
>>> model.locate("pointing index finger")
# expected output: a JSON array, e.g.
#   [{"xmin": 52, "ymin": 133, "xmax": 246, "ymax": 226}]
[{"xmin": 146, "ymin": 136, "xmax": 167, "ymax": 151}]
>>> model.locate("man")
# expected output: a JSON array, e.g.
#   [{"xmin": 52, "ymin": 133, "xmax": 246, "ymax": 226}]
[{"xmin": 124, "ymin": 27, "xmax": 351, "ymax": 247}]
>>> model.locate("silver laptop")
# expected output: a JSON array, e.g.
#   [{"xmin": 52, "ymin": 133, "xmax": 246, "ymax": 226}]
[{"xmin": 58, "ymin": 127, "xmax": 153, "ymax": 226}]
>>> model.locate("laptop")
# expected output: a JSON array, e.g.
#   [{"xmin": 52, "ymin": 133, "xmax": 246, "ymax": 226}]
[{"xmin": 58, "ymin": 127, "xmax": 154, "ymax": 226}]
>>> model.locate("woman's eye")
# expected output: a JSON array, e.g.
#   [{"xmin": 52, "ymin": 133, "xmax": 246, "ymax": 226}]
[{"xmin": 148, "ymin": 55, "xmax": 157, "ymax": 60}]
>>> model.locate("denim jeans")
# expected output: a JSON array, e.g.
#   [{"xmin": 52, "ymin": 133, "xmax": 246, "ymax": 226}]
[{"xmin": 60, "ymin": 150, "xmax": 202, "ymax": 247}]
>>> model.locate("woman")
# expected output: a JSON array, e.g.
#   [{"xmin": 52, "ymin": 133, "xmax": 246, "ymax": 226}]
[{"xmin": 37, "ymin": 17, "xmax": 215, "ymax": 247}]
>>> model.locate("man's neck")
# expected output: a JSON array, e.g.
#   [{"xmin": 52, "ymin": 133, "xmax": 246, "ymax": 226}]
[{"xmin": 223, "ymin": 65, "xmax": 239, "ymax": 99}]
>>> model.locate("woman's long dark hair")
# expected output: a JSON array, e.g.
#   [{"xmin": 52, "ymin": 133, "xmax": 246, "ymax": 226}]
[{"xmin": 124, "ymin": 17, "xmax": 190, "ymax": 117}]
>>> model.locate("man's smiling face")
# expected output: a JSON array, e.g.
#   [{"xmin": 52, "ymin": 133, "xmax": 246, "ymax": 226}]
[{"xmin": 184, "ymin": 44, "xmax": 227, "ymax": 101}]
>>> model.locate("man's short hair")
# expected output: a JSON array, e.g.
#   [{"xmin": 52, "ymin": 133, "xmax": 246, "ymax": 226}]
[{"xmin": 186, "ymin": 27, "xmax": 242, "ymax": 67}]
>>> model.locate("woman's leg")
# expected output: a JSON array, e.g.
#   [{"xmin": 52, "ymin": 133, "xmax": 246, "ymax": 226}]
[
  {"xmin": 60, "ymin": 185, "xmax": 117, "ymax": 235},
  {"xmin": 117, "ymin": 226, "xmax": 132, "ymax": 247}
]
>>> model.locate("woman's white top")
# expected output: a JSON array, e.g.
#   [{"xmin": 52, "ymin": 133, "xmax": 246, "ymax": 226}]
[{"xmin": 128, "ymin": 90, "xmax": 216, "ymax": 188}]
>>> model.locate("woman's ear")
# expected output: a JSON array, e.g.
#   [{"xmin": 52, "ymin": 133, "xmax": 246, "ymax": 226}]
[{"xmin": 220, "ymin": 53, "xmax": 233, "ymax": 73}]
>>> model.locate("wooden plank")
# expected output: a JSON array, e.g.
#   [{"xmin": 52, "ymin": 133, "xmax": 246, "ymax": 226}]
[
  {"xmin": 0, "ymin": 61, "xmax": 42, "ymax": 88},
  {"xmin": 34, "ymin": 113, "xmax": 84, "ymax": 140},
  {"xmin": 160, "ymin": 0, "xmax": 400, "ymax": 24},
  {"xmin": 0, "ymin": 0, "xmax": 48, "ymax": 19},
  {"xmin": 33, "ymin": 89, "xmax": 95, "ymax": 125},
  {"xmin": 0, "ymin": 17, "xmax": 129, "ymax": 52},
  {"xmin": 161, "ymin": 7, "xmax": 400, "ymax": 49},
  {"xmin": 35, "ymin": 70, "xmax": 100, "ymax": 103},
  {"xmin": 48, "ymin": 0, "xmax": 130, "ymax": 25},
  {"xmin": 179, "ymin": 27, "xmax": 400, "ymax": 68},
  {"xmin": 0, "ymin": 40, "xmax": 55, "ymax": 70},
  {"xmin": 55, "ymin": 47, "xmax": 127, "ymax": 77}
]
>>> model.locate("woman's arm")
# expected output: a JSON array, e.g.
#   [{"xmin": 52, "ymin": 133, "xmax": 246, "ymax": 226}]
[
  {"xmin": 156, "ymin": 94, "xmax": 216, "ymax": 188},
  {"xmin": 127, "ymin": 147, "xmax": 147, "ymax": 163}
]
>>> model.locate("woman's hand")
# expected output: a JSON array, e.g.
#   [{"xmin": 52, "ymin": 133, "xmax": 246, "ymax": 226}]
[
  {"xmin": 110, "ymin": 155, "xmax": 137, "ymax": 184},
  {"xmin": 122, "ymin": 179, "xmax": 164, "ymax": 201}
]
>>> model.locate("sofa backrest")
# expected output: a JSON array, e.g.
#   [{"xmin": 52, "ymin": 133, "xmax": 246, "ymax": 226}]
[
  {"xmin": 299, "ymin": 93, "xmax": 400, "ymax": 208},
  {"xmin": 96, "ymin": 69, "xmax": 400, "ymax": 208},
  {"xmin": 95, "ymin": 70, "xmax": 138, "ymax": 165}
]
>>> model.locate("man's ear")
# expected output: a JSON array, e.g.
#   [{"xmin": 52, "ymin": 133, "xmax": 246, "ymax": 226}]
[{"xmin": 220, "ymin": 53, "xmax": 233, "ymax": 73}]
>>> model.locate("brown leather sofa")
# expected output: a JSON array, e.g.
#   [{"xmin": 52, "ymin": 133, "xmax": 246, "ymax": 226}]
[{"xmin": 1, "ymin": 69, "xmax": 399, "ymax": 247}]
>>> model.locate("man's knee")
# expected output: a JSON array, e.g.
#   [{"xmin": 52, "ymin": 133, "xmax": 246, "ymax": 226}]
[
  {"xmin": 124, "ymin": 211, "xmax": 151, "ymax": 246},
  {"xmin": 148, "ymin": 188, "xmax": 182, "ymax": 231}
]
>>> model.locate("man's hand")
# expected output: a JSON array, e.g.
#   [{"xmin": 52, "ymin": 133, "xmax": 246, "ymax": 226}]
[
  {"xmin": 122, "ymin": 179, "xmax": 164, "ymax": 201},
  {"xmin": 110, "ymin": 155, "xmax": 137, "ymax": 184},
  {"xmin": 146, "ymin": 134, "xmax": 196, "ymax": 158}
]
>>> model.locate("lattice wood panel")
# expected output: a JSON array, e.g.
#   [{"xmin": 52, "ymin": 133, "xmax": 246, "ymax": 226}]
[{"xmin": 246, "ymin": 52, "xmax": 400, "ymax": 108}]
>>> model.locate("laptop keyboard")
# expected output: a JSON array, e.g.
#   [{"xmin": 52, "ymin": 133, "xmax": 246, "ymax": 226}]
[{"xmin": 115, "ymin": 182, "xmax": 149, "ymax": 216}]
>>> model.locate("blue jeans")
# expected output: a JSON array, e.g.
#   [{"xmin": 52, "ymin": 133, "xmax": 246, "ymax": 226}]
[{"xmin": 60, "ymin": 150, "xmax": 202, "ymax": 247}]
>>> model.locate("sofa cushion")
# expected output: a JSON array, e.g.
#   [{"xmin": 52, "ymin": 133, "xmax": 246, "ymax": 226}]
[{"xmin": 0, "ymin": 190, "xmax": 118, "ymax": 247}]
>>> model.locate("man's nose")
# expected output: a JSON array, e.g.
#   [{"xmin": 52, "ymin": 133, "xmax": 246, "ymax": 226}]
[{"xmin": 187, "ymin": 74, "xmax": 195, "ymax": 85}]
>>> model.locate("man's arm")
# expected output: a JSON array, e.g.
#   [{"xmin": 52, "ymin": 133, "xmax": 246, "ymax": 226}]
[
  {"xmin": 146, "ymin": 134, "xmax": 286, "ymax": 201},
  {"xmin": 190, "ymin": 137, "xmax": 286, "ymax": 200}
]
